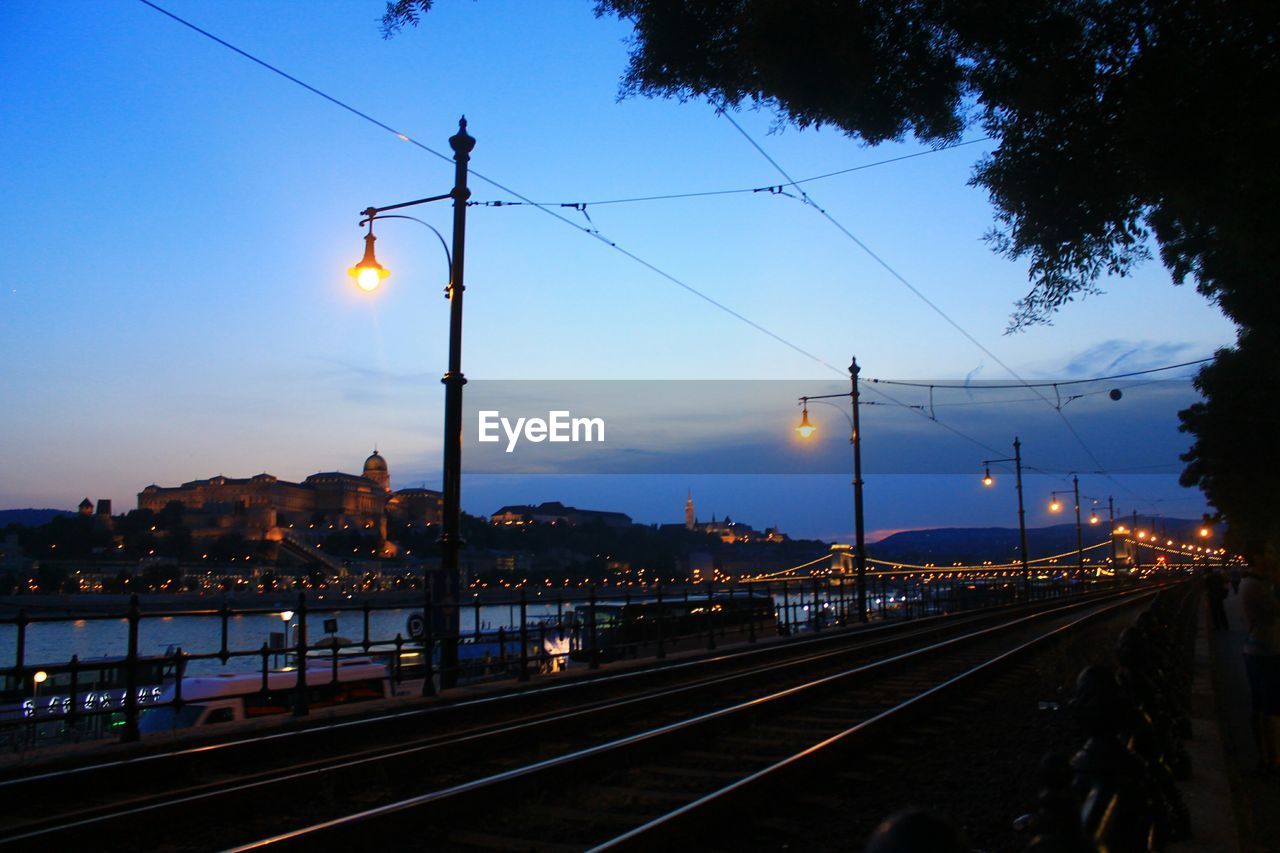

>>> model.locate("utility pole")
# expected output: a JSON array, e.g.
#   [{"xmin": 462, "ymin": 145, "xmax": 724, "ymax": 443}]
[
  {"xmin": 850, "ymin": 358, "xmax": 868, "ymax": 623},
  {"xmin": 1072, "ymin": 475, "xmax": 1083, "ymax": 580}
]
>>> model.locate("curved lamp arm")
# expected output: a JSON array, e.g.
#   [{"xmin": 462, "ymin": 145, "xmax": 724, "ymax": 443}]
[{"xmin": 360, "ymin": 213, "xmax": 454, "ymax": 289}]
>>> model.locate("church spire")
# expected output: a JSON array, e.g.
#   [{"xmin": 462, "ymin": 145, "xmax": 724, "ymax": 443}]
[{"xmin": 685, "ymin": 488, "xmax": 696, "ymax": 530}]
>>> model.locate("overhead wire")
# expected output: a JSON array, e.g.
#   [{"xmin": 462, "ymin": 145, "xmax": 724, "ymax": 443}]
[
  {"xmin": 716, "ymin": 109, "xmax": 1164, "ymax": 506},
  {"xmin": 468, "ymin": 137, "xmax": 991, "ymax": 209},
  {"xmin": 136, "ymin": 0, "xmax": 1192, "ymax": 512},
  {"xmin": 135, "ymin": 0, "xmax": 842, "ymax": 375}
]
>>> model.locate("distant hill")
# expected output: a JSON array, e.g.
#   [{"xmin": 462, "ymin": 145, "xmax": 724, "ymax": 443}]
[
  {"xmin": 868, "ymin": 517, "xmax": 1203, "ymax": 565},
  {"xmin": 0, "ymin": 508, "xmax": 74, "ymax": 528}
]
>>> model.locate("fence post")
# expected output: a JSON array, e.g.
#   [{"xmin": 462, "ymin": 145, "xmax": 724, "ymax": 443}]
[
  {"xmin": 656, "ymin": 581, "xmax": 666, "ymax": 659},
  {"xmin": 362, "ymin": 600, "xmax": 372, "ymax": 652},
  {"xmin": 519, "ymin": 586, "xmax": 529, "ymax": 682},
  {"xmin": 67, "ymin": 654, "xmax": 80, "ymax": 731},
  {"xmin": 812, "ymin": 576, "xmax": 822, "ymax": 633},
  {"xmin": 706, "ymin": 581, "xmax": 716, "ymax": 651},
  {"xmin": 293, "ymin": 591, "xmax": 308, "ymax": 717},
  {"xmin": 393, "ymin": 633, "xmax": 404, "ymax": 684},
  {"xmin": 218, "ymin": 601, "xmax": 231, "ymax": 665},
  {"xmin": 254, "ymin": 645, "xmax": 266, "ymax": 697},
  {"xmin": 588, "ymin": 585, "xmax": 599, "ymax": 670},
  {"xmin": 172, "ymin": 647, "xmax": 185, "ymax": 718},
  {"xmin": 14, "ymin": 608, "xmax": 27, "ymax": 673},
  {"xmin": 122, "ymin": 594, "xmax": 141, "ymax": 742}
]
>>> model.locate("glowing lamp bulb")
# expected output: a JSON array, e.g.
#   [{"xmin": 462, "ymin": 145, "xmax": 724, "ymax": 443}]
[
  {"xmin": 1090, "ymin": 514, "xmax": 1100, "ymax": 524},
  {"xmin": 1199, "ymin": 527, "xmax": 1211, "ymax": 538},
  {"xmin": 795, "ymin": 406, "xmax": 816, "ymax": 439},
  {"xmin": 33, "ymin": 671, "xmax": 47, "ymax": 685},
  {"xmin": 355, "ymin": 266, "xmax": 385, "ymax": 292},
  {"xmin": 348, "ymin": 230, "xmax": 390, "ymax": 292},
  {"xmin": 982, "ymin": 467, "xmax": 993, "ymax": 487},
  {"xmin": 1049, "ymin": 499, "xmax": 1062, "ymax": 512}
]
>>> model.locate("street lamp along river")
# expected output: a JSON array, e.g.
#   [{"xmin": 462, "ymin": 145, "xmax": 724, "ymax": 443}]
[{"xmin": 348, "ymin": 117, "xmax": 475, "ymax": 694}]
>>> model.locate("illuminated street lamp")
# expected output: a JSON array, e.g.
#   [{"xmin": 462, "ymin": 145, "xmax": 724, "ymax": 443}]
[
  {"xmin": 348, "ymin": 118, "xmax": 475, "ymax": 694},
  {"xmin": 348, "ymin": 225, "xmax": 390, "ymax": 292},
  {"xmin": 1048, "ymin": 476, "xmax": 1085, "ymax": 578},
  {"xmin": 981, "ymin": 438, "xmax": 1031, "ymax": 599},
  {"xmin": 795, "ymin": 357, "xmax": 867, "ymax": 622},
  {"xmin": 795, "ymin": 404, "xmax": 816, "ymax": 439}
]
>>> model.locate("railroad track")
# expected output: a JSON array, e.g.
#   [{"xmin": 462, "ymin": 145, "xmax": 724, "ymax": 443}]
[{"xmin": 0, "ymin": 587, "xmax": 1153, "ymax": 851}]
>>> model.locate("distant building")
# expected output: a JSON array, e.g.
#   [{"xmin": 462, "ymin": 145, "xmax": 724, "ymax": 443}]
[
  {"xmin": 683, "ymin": 492, "xmax": 786, "ymax": 544},
  {"xmin": 490, "ymin": 501, "xmax": 632, "ymax": 528},
  {"xmin": 137, "ymin": 451, "xmax": 441, "ymax": 541}
]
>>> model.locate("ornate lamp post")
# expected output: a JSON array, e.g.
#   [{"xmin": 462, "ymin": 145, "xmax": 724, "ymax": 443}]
[
  {"xmin": 795, "ymin": 357, "xmax": 868, "ymax": 623},
  {"xmin": 348, "ymin": 117, "xmax": 475, "ymax": 693},
  {"xmin": 981, "ymin": 438, "xmax": 1031, "ymax": 600}
]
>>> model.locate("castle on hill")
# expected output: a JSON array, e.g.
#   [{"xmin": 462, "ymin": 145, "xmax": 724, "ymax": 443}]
[
  {"xmin": 683, "ymin": 490, "xmax": 786, "ymax": 544},
  {"xmin": 137, "ymin": 450, "xmax": 441, "ymax": 541}
]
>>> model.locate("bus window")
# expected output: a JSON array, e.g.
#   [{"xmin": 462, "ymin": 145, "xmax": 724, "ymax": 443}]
[{"xmin": 204, "ymin": 707, "xmax": 236, "ymax": 725}]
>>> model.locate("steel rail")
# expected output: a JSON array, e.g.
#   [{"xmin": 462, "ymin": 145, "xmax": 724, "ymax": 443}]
[
  {"xmin": 0, "ymin": 600, "xmax": 1049, "ymax": 844},
  {"xmin": 222, "ymin": 588, "xmax": 1155, "ymax": 851},
  {"xmin": 590, "ymin": 591, "xmax": 1153, "ymax": 850},
  {"xmin": 0, "ymin": 586, "xmax": 1055, "ymax": 791}
]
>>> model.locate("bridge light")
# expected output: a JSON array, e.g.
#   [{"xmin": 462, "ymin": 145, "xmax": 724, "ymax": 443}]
[{"xmin": 982, "ymin": 467, "xmax": 993, "ymax": 487}]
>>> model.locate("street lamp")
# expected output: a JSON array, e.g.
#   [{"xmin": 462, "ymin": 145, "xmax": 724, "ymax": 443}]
[
  {"xmin": 1048, "ymin": 475, "xmax": 1084, "ymax": 579},
  {"xmin": 348, "ymin": 117, "xmax": 475, "ymax": 694},
  {"xmin": 981, "ymin": 438, "xmax": 1031, "ymax": 600},
  {"xmin": 794, "ymin": 357, "xmax": 867, "ymax": 622}
]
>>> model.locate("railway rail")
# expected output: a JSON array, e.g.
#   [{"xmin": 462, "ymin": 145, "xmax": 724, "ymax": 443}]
[{"xmin": 0, "ymin": 586, "xmax": 1159, "ymax": 851}]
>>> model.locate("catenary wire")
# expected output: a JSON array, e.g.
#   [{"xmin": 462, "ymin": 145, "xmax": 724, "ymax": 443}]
[
  {"xmin": 136, "ymin": 0, "xmax": 1185, "ymax": 508},
  {"xmin": 716, "ymin": 109, "xmax": 1159, "ymax": 505}
]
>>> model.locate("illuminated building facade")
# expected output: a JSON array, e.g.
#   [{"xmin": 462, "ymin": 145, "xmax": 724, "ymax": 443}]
[{"xmin": 137, "ymin": 451, "xmax": 441, "ymax": 540}]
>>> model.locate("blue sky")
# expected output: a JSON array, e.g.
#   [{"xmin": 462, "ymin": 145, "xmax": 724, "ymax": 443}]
[{"xmin": 0, "ymin": 1, "xmax": 1236, "ymax": 540}]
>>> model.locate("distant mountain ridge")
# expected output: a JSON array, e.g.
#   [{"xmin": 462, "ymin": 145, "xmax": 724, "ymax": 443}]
[{"xmin": 0, "ymin": 508, "xmax": 74, "ymax": 527}]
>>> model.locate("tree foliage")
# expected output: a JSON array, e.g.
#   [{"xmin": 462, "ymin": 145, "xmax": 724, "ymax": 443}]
[
  {"xmin": 1178, "ymin": 333, "xmax": 1280, "ymax": 551},
  {"xmin": 591, "ymin": 0, "xmax": 1280, "ymax": 331}
]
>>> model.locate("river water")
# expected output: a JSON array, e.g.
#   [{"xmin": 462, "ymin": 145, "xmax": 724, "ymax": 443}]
[{"xmin": 2, "ymin": 587, "xmax": 846, "ymax": 677}]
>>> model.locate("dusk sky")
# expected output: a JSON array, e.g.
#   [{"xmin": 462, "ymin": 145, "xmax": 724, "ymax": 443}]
[{"xmin": 1, "ymin": 2, "xmax": 1237, "ymax": 541}]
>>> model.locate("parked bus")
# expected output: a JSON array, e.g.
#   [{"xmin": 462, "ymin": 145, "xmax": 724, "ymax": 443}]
[
  {"xmin": 138, "ymin": 657, "xmax": 391, "ymax": 733},
  {"xmin": 1, "ymin": 655, "xmax": 179, "ymax": 742}
]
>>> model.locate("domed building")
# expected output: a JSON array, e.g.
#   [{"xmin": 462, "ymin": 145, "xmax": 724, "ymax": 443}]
[
  {"xmin": 137, "ymin": 450, "xmax": 441, "ymax": 543},
  {"xmin": 362, "ymin": 450, "xmax": 390, "ymax": 492}
]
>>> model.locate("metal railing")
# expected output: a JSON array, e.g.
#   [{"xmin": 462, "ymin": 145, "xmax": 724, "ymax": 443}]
[{"xmin": 0, "ymin": 568, "xmax": 1175, "ymax": 749}]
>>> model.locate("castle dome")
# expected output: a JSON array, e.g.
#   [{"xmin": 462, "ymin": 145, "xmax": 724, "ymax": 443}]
[{"xmin": 362, "ymin": 449, "xmax": 390, "ymax": 492}]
